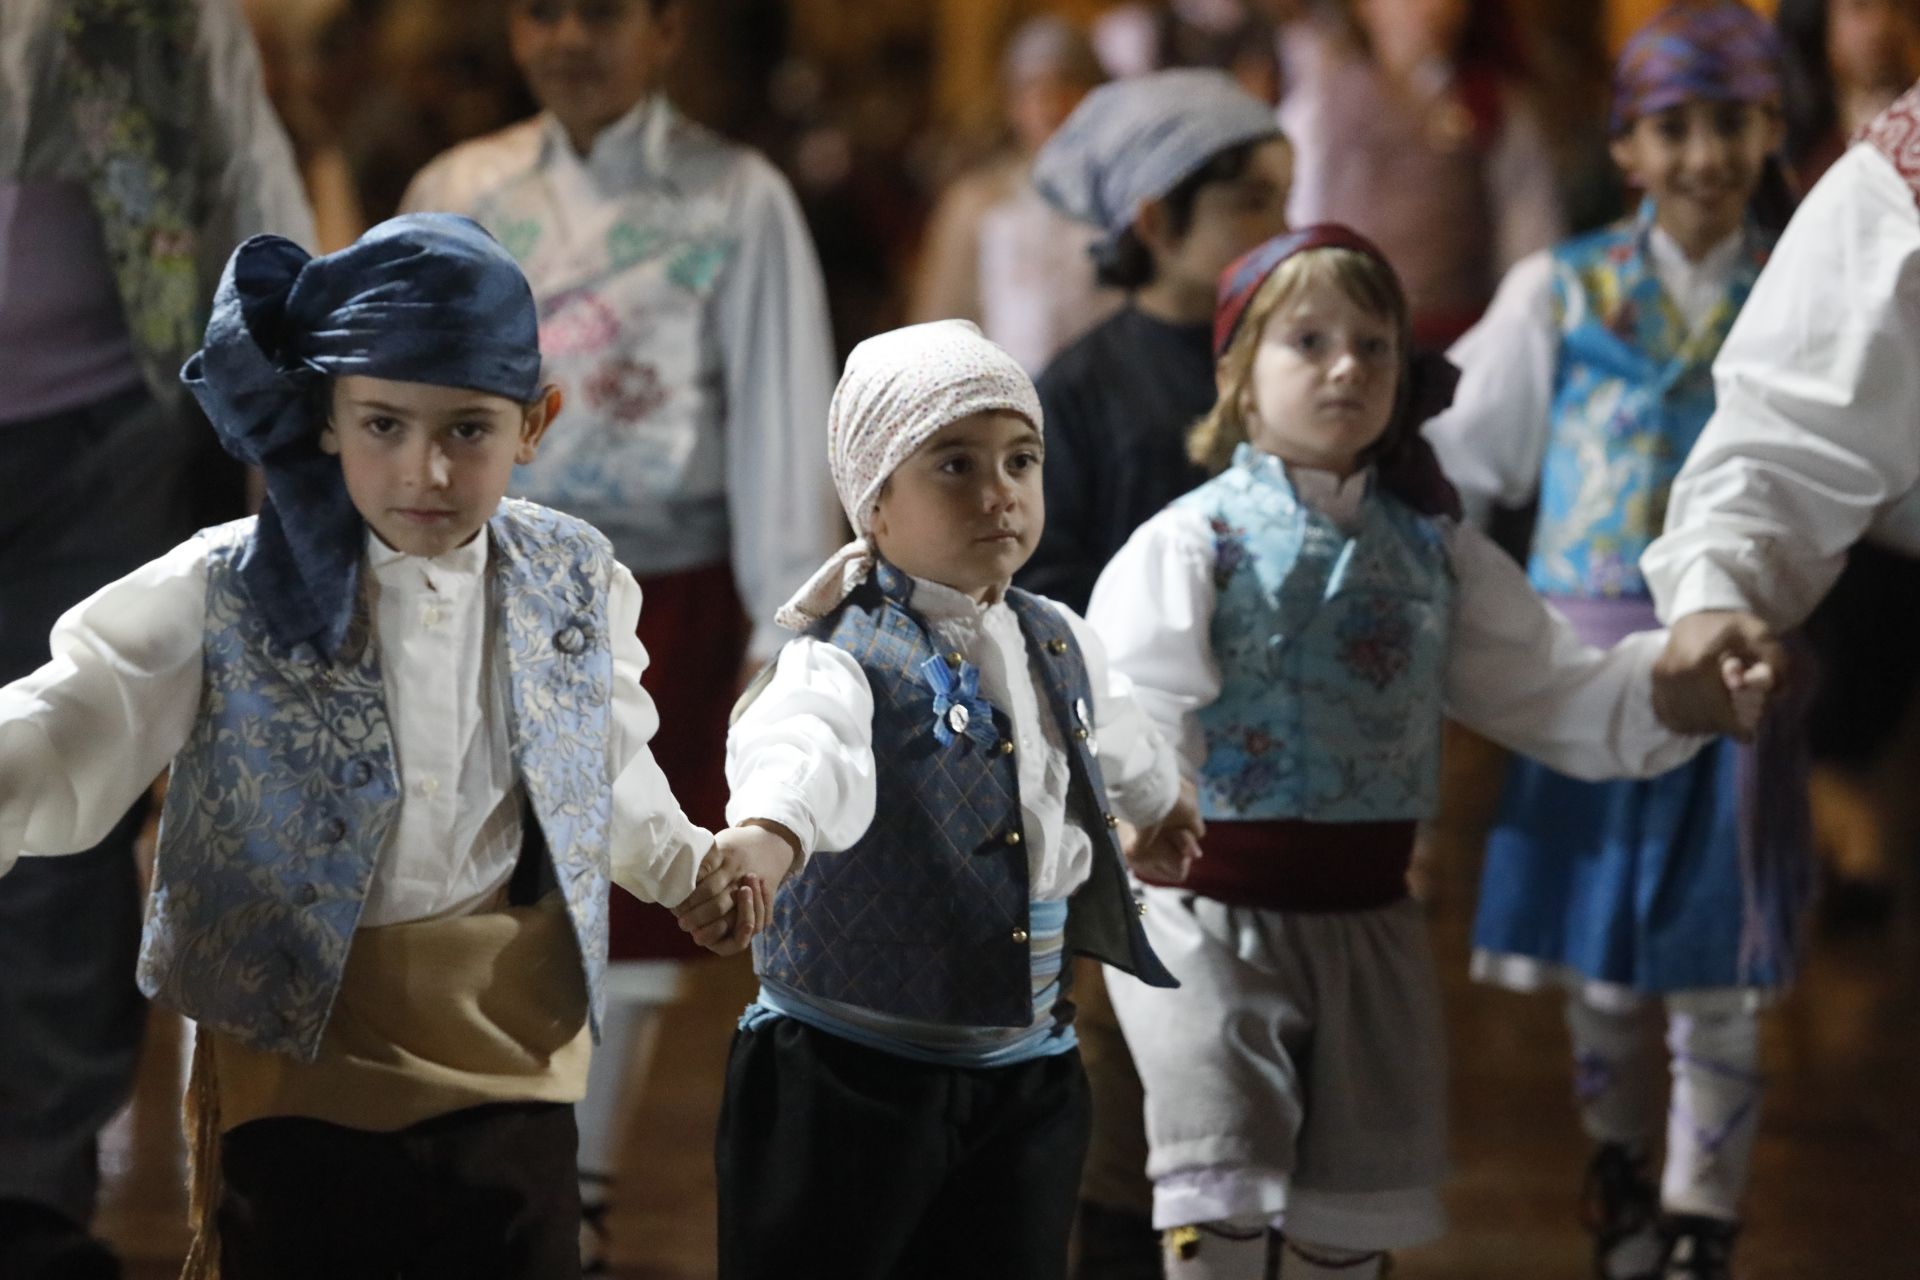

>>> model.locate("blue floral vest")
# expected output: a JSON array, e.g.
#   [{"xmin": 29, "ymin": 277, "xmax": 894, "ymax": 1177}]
[
  {"xmin": 1529, "ymin": 206, "xmax": 1772, "ymax": 599},
  {"xmin": 1172, "ymin": 447, "xmax": 1453, "ymax": 822},
  {"xmin": 751, "ymin": 563, "xmax": 1177, "ymax": 1028},
  {"xmin": 140, "ymin": 500, "xmax": 620, "ymax": 1060}
]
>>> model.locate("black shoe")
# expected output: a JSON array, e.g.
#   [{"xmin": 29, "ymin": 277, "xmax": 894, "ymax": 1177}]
[
  {"xmin": 1581, "ymin": 1142, "xmax": 1661, "ymax": 1280},
  {"xmin": 1074, "ymin": 1200, "xmax": 1162, "ymax": 1280},
  {"xmin": 0, "ymin": 1199, "xmax": 121, "ymax": 1280},
  {"xmin": 1659, "ymin": 1213, "xmax": 1739, "ymax": 1279}
]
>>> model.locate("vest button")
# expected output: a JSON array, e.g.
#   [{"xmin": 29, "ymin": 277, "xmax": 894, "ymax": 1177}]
[
  {"xmin": 1011, "ymin": 928, "xmax": 1030, "ymax": 944},
  {"xmin": 1003, "ymin": 830, "xmax": 1022, "ymax": 846},
  {"xmin": 1047, "ymin": 639, "xmax": 1068, "ymax": 655},
  {"xmin": 945, "ymin": 651, "xmax": 964, "ymax": 668},
  {"xmin": 997, "ymin": 739, "xmax": 1014, "ymax": 756},
  {"xmin": 1104, "ymin": 813, "xmax": 1119, "ymax": 829},
  {"xmin": 320, "ymin": 817, "xmax": 347, "ymax": 843},
  {"xmin": 553, "ymin": 625, "xmax": 588, "ymax": 655},
  {"xmin": 1137, "ymin": 900, "xmax": 1149, "ymax": 918},
  {"xmin": 1074, "ymin": 728, "xmax": 1090, "ymax": 742}
]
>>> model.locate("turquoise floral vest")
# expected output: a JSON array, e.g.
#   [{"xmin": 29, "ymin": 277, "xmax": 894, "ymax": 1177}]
[
  {"xmin": 1529, "ymin": 205, "xmax": 1772, "ymax": 599},
  {"xmin": 1172, "ymin": 446, "xmax": 1453, "ymax": 822},
  {"xmin": 140, "ymin": 500, "xmax": 621, "ymax": 1060}
]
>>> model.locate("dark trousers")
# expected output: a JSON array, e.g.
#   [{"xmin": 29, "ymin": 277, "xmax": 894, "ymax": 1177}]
[
  {"xmin": 217, "ymin": 1102, "xmax": 582, "ymax": 1280},
  {"xmin": 0, "ymin": 388, "xmax": 215, "ymax": 1225},
  {"xmin": 716, "ymin": 1019, "xmax": 1093, "ymax": 1280}
]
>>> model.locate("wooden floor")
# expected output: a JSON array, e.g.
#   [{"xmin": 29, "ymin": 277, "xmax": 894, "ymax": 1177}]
[{"xmin": 99, "ymin": 742, "xmax": 1918, "ymax": 1279}]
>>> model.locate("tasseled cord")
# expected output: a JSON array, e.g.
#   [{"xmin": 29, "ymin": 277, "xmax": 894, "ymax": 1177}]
[{"xmin": 179, "ymin": 1029, "xmax": 224, "ymax": 1280}]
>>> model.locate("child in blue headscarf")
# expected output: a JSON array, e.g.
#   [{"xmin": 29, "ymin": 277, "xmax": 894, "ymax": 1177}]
[
  {"xmin": 0, "ymin": 213, "xmax": 783, "ymax": 1278},
  {"xmin": 1427, "ymin": 5, "xmax": 1803, "ymax": 1276}
]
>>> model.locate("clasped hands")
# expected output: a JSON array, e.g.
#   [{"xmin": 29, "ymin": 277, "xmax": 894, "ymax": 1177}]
[
  {"xmin": 1122, "ymin": 779, "xmax": 1207, "ymax": 884},
  {"xmin": 673, "ymin": 819, "xmax": 799, "ymax": 955},
  {"xmin": 1651, "ymin": 610, "xmax": 1786, "ymax": 738}
]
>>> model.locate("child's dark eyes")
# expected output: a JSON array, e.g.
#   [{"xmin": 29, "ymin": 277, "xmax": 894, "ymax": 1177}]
[
  {"xmin": 1008, "ymin": 449, "xmax": 1042, "ymax": 473},
  {"xmin": 1292, "ymin": 330, "xmax": 1324, "ymax": 353},
  {"xmin": 449, "ymin": 420, "xmax": 493, "ymax": 442},
  {"xmin": 937, "ymin": 455, "xmax": 974, "ymax": 476},
  {"xmin": 363, "ymin": 415, "xmax": 402, "ymax": 436}
]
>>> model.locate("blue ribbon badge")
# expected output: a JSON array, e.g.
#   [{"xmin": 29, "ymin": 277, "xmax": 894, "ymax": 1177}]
[{"xmin": 920, "ymin": 655, "xmax": 1000, "ymax": 749}]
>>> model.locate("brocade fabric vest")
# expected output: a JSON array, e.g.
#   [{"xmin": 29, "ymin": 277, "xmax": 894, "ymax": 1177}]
[
  {"xmin": 141, "ymin": 500, "xmax": 620, "ymax": 1060},
  {"xmin": 751, "ymin": 563, "xmax": 1176, "ymax": 1028},
  {"xmin": 1529, "ymin": 205, "xmax": 1771, "ymax": 599},
  {"xmin": 1173, "ymin": 447, "xmax": 1453, "ymax": 823}
]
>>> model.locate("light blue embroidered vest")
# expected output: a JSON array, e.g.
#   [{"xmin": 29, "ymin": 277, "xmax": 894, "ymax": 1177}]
[
  {"xmin": 1172, "ymin": 446, "xmax": 1453, "ymax": 823},
  {"xmin": 140, "ymin": 499, "xmax": 620, "ymax": 1060},
  {"xmin": 1529, "ymin": 205, "xmax": 1772, "ymax": 599},
  {"xmin": 752, "ymin": 563, "xmax": 1176, "ymax": 1028}
]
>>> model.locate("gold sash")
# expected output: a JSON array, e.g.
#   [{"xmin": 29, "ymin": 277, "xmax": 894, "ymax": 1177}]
[{"xmin": 181, "ymin": 896, "xmax": 590, "ymax": 1279}]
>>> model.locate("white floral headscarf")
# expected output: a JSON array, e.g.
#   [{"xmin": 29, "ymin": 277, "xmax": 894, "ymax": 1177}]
[{"xmin": 776, "ymin": 320, "xmax": 1043, "ymax": 629}]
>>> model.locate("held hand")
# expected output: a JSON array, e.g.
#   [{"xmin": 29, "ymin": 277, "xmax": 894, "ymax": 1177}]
[
  {"xmin": 1652, "ymin": 611, "xmax": 1786, "ymax": 738},
  {"xmin": 675, "ymin": 821, "xmax": 799, "ymax": 949},
  {"xmin": 1124, "ymin": 782, "xmax": 1205, "ymax": 884},
  {"xmin": 699, "ymin": 874, "xmax": 772, "ymax": 957}
]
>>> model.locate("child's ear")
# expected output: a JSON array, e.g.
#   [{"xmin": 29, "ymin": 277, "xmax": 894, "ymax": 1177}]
[
  {"xmin": 318, "ymin": 425, "xmax": 341, "ymax": 456},
  {"xmin": 1133, "ymin": 198, "xmax": 1175, "ymax": 257},
  {"xmin": 517, "ymin": 385, "xmax": 564, "ymax": 465}
]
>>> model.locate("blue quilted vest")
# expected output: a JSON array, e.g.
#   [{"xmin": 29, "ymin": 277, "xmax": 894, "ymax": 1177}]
[
  {"xmin": 751, "ymin": 563, "xmax": 1177, "ymax": 1028},
  {"xmin": 1173, "ymin": 446, "xmax": 1453, "ymax": 822},
  {"xmin": 140, "ymin": 499, "xmax": 621, "ymax": 1060},
  {"xmin": 1530, "ymin": 204, "xmax": 1771, "ymax": 599}
]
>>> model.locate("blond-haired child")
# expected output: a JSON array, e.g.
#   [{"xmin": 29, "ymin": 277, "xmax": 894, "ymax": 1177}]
[{"xmin": 1086, "ymin": 226, "xmax": 1767, "ymax": 1279}]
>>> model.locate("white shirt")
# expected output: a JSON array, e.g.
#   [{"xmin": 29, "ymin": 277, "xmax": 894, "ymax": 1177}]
[
  {"xmin": 402, "ymin": 97, "xmax": 838, "ymax": 660},
  {"xmin": 1428, "ymin": 224, "xmax": 1753, "ymax": 527},
  {"xmin": 0, "ymin": 527, "xmax": 713, "ymax": 912},
  {"xmin": 1644, "ymin": 143, "xmax": 1920, "ymax": 626},
  {"xmin": 1087, "ymin": 465, "xmax": 1704, "ymax": 784},
  {"xmin": 723, "ymin": 578, "xmax": 1182, "ymax": 902}
]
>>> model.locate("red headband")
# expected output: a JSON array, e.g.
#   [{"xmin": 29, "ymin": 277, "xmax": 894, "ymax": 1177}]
[{"xmin": 1212, "ymin": 224, "xmax": 1395, "ymax": 360}]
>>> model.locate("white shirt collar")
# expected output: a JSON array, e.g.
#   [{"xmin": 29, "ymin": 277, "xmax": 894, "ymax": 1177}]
[
  {"xmin": 1646, "ymin": 221, "xmax": 1746, "ymax": 291},
  {"xmin": 541, "ymin": 94, "xmax": 675, "ymax": 186},
  {"xmin": 908, "ymin": 574, "xmax": 1010, "ymax": 627},
  {"xmin": 1286, "ymin": 463, "xmax": 1372, "ymax": 532},
  {"xmin": 366, "ymin": 526, "xmax": 490, "ymax": 592}
]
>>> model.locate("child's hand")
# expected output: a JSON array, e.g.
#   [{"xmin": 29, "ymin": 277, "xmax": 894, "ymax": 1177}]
[
  {"xmin": 1722, "ymin": 654, "xmax": 1775, "ymax": 739},
  {"xmin": 1125, "ymin": 782, "xmax": 1205, "ymax": 884},
  {"xmin": 1653, "ymin": 610, "xmax": 1787, "ymax": 739},
  {"xmin": 675, "ymin": 821, "xmax": 799, "ymax": 950},
  {"xmin": 697, "ymin": 874, "xmax": 772, "ymax": 957}
]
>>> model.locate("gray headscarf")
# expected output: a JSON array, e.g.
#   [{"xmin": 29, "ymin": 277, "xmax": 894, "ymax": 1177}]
[{"xmin": 1032, "ymin": 68, "xmax": 1281, "ymax": 243}]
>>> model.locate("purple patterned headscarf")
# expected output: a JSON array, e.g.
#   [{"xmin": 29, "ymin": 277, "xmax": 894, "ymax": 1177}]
[{"xmin": 1612, "ymin": 1, "xmax": 1783, "ymax": 135}]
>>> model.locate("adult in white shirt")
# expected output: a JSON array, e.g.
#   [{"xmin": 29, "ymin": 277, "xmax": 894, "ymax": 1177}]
[{"xmin": 1644, "ymin": 83, "xmax": 1920, "ymax": 733}]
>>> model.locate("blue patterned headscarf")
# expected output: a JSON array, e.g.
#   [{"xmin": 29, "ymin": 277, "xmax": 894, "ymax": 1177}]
[
  {"xmin": 181, "ymin": 213, "xmax": 543, "ymax": 658},
  {"xmin": 1033, "ymin": 68, "xmax": 1281, "ymax": 241},
  {"xmin": 1612, "ymin": 1, "xmax": 1783, "ymax": 135}
]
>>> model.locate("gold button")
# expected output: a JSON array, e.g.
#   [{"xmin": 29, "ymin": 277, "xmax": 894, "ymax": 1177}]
[
  {"xmin": 1003, "ymin": 830, "xmax": 1022, "ymax": 846},
  {"xmin": 1074, "ymin": 728, "xmax": 1090, "ymax": 742},
  {"xmin": 1011, "ymin": 928, "xmax": 1030, "ymax": 944},
  {"xmin": 998, "ymin": 739, "xmax": 1015, "ymax": 756},
  {"xmin": 1137, "ymin": 901, "xmax": 1149, "ymax": 918},
  {"xmin": 1104, "ymin": 813, "xmax": 1119, "ymax": 829},
  {"xmin": 946, "ymin": 651, "xmax": 964, "ymax": 668},
  {"xmin": 1047, "ymin": 639, "xmax": 1069, "ymax": 655}
]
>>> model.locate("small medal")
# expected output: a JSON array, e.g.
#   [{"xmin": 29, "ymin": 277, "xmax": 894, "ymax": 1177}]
[{"xmin": 947, "ymin": 703, "xmax": 971, "ymax": 735}]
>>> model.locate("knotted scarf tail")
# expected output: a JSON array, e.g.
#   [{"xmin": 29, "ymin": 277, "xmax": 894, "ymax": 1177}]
[
  {"xmin": 775, "ymin": 539, "xmax": 875, "ymax": 631},
  {"xmin": 179, "ymin": 1029, "xmax": 223, "ymax": 1280},
  {"xmin": 1735, "ymin": 635, "xmax": 1818, "ymax": 988}
]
